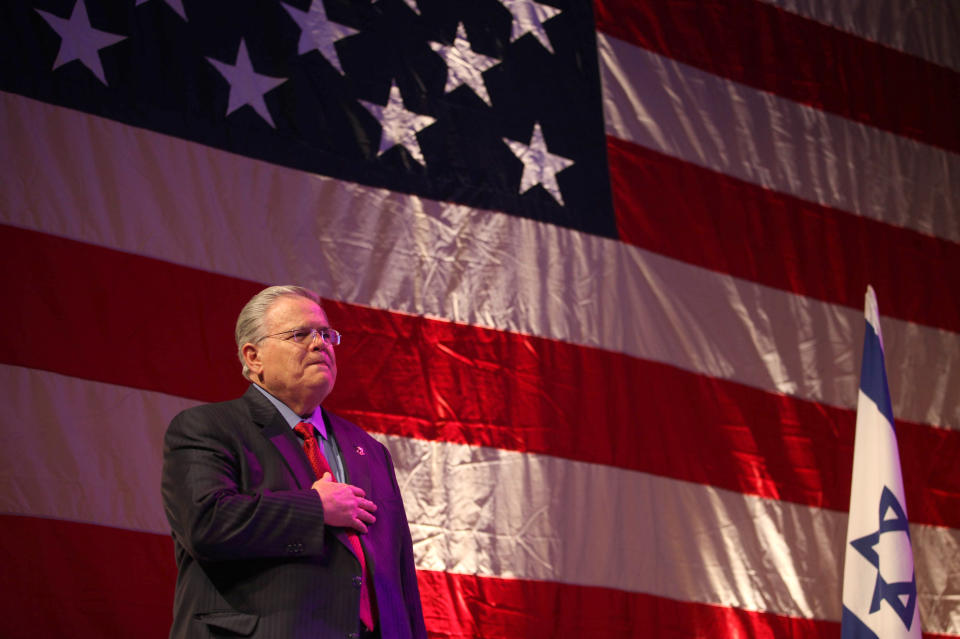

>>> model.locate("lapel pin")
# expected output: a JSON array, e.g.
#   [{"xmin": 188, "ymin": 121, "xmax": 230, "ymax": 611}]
[{"xmin": 355, "ymin": 446, "xmax": 366, "ymax": 456}]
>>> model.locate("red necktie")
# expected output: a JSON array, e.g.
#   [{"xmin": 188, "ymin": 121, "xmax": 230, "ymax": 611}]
[{"xmin": 294, "ymin": 421, "xmax": 375, "ymax": 631}]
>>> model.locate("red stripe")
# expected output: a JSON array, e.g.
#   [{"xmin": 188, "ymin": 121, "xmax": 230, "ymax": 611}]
[
  {"xmin": 417, "ymin": 570, "xmax": 841, "ymax": 638},
  {"xmin": 607, "ymin": 137, "xmax": 960, "ymax": 334},
  {"xmin": 593, "ymin": 0, "xmax": 960, "ymax": 153},
  {"xmin": 2, "ymin": 225, "xmax": 958, "ymax": 528},
  {"xmin": 0, "ymin": 516, "xmax": 839, "ymax": 639},
  {"xmin": 0, "ymin": 516, "xmax": 835, "ymax": 639},
  {"xmin": 0, "ymin": 225, "xmax": 255, "ymax": 402},
  {"xmin": 0, "ymin": 515, "xmax": 175, "ymax": 639}
]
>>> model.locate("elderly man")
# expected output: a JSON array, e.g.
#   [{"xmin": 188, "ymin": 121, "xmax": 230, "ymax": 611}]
[{"xmin": 161, "ymin": 285, "xmax": 426, "ymax": 639}]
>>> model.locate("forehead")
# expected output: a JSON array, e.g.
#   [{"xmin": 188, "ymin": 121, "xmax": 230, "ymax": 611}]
[{"xmin": 264, "ymin": 295, "xmax": 328, "ymax": 330}]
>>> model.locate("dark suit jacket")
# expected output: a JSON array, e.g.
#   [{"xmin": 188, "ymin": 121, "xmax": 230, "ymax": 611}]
[{"xmin": 161, "ymin": 385, "xmax": 427, "ymax": 639}]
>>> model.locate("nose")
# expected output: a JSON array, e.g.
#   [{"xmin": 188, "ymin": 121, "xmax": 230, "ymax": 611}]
[{"xmin": 309, "ymin": 330, "xmax": 334, "ymax": 352}]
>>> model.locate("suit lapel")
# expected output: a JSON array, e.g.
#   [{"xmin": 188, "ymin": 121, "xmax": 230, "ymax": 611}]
[
  {"xmin": 243, "ymin": 385, "xmax": 316, "ymax": 490},
  {"xmin": 325, "ymin": 410, "xmax": 375, "ymax": 567},
  {"xmin": 326, "ymin": 410, "xmax": 373, "ymax": 497}
]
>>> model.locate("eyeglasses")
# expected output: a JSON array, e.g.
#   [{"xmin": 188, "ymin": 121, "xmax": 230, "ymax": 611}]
[{"xmin": 262, "ymin": 327, "xmax": 342, "ymax": 346}]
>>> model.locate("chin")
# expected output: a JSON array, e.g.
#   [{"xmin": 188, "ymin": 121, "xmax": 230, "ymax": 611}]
[{"xmin": 309, "ymin": 376, "xmax": 334, "ymax": 399}]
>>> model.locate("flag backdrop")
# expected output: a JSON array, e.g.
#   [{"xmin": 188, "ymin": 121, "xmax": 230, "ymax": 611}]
[
  {"xmin": 1, "ymin": 0, "xmax": 958, "ymax": 637},
  {"xmin": 842, "ymin": 286, "xmax": 922, "ymax": 639}
]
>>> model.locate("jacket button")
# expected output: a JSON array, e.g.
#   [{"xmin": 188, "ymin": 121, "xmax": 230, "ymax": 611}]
[
  {"xmin": 347, "ymin": 633, "xmax": 359, "ymax": 638},
  {"xmin": 352, "ymin": 575, "xmax": 362, "ymax": 588}
]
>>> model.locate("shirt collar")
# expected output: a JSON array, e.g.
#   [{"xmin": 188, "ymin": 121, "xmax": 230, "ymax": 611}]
[{"xmin": 251, "ymin": 383, "xmax": 329, "ymax": 440}]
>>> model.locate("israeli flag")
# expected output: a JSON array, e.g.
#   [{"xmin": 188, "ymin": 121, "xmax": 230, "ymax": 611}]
[{"xmin": 841, "ymin": 286, "xmax": 921, "ymax": 638}]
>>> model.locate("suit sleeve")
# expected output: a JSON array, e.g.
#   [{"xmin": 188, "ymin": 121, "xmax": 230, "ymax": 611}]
[
  {"xmin": 161, "ymin": 405, "xmax": 326, "ymax": 563},
  {"xmin": 384, "ymin": 444, "xmax": 428, "ymax": 639}
]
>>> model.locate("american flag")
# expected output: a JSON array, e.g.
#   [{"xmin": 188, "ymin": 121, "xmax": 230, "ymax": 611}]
[{"xmin": 1, "ymin": 0, "xmax": 958, "ymax": 637}]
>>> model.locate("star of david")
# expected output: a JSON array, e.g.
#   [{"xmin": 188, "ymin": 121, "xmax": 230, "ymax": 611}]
[{"xmin": 849, "ymin": 486, "xmax": 917, "ymax": 629}]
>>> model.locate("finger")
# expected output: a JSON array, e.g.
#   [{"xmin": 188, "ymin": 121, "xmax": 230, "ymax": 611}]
[
  {"xmin": 350, "ymin": 485, "xmax": 366, "ymax": 498},
  {"xmin": 352, "ymin": 519, "xmax": 369, "ymax": 534},
  {"xmin": 320, "ymin": 472, "xmax": 333, "ymax": 482},
  {"xmin": 358, "ymin": 498, "xmax": 378, "ymax": 513},
  {"xmin": 357, "ymin": 510, "xmax": 377, "ymax": 525}
]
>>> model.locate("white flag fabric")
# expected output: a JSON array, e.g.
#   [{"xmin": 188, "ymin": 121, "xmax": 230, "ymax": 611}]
[{"xmin": 842, "ymin": 286, "xmax": 922, "ymax": 639}]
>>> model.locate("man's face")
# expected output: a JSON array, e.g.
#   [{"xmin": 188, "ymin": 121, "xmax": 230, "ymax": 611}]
[{"xmin": 248, "ymin": 295, "xmax": 338, "ymax": 410}]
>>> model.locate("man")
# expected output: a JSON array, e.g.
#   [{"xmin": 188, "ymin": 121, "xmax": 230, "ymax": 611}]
[{"xmin": 161, "ymin": 285, "xmax": 426, "ymax": 639}]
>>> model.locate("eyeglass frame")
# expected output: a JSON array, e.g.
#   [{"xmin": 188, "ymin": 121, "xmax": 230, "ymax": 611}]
[{"xmin": 260, "ymin": 327, "xmax": 342, "ymax": 346}]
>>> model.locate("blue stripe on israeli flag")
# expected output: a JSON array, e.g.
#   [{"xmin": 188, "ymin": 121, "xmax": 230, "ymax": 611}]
[{"xmin": 860, "ymin": 298, "xmax": 895, "ymax": 426}]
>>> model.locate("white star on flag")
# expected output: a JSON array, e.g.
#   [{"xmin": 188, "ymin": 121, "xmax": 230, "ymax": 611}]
[
  {"xmin": 429, "ymin": 23, "xmax": 500, "ymax": 106},
  {"xmin": 135, "ymin": 0, "xmax": 187, "ymax": 21},
  {"xmin": 35, "ymin": 0, "xmax": 126, "ymax": 85},
  {"xmin": 282, "ymin": 0, "xmax": 358, "ymax": 75},
  {"xmin": 360, "ymin": 82, "xmax": 436, "ymax": 166},
  {"xmin": 500, "ymin": 0, "xmax": 562, "ymax": 54},
  {"xmin": 206, "ymin": 39, "xmax": 288, "ymax": 129},
  {"xmin": 503, "ymin": 122, "xmax": 573, "ymax": 205}
]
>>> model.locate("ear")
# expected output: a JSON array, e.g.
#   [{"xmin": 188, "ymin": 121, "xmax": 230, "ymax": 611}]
[{"xmin": 241, "ymin": 342, "xmax": 264, "ymax": 379}]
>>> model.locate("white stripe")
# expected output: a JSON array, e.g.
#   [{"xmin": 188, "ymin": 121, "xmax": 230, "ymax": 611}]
[
  {"xmin": 0, "ymin": 364, "xmax": 194, "ymax": 533},
  {"xmin": 597, "ymin": 33, "xmax": 960, "ymax": 243},
  {"xmin": 2, "ymin": 365, "xmax": 957, "ymax": 634},
  {"xmin": 1, "ymin": 91, "xmax": 957, "ymax": 430},
  {"xmin": 757, "ymin": 0, "xmax": 960, "ymax": 72}
]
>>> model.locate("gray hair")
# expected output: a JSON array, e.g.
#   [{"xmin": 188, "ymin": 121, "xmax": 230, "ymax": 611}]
[{"xmin": 235, "ymin": 285, "xmax": 322, "ymax": 379}]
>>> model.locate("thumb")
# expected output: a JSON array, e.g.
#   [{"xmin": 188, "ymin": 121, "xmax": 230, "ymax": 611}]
[{"xmin": 319, "ymin": 472, "xmax": 334, "ymax": 482}]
